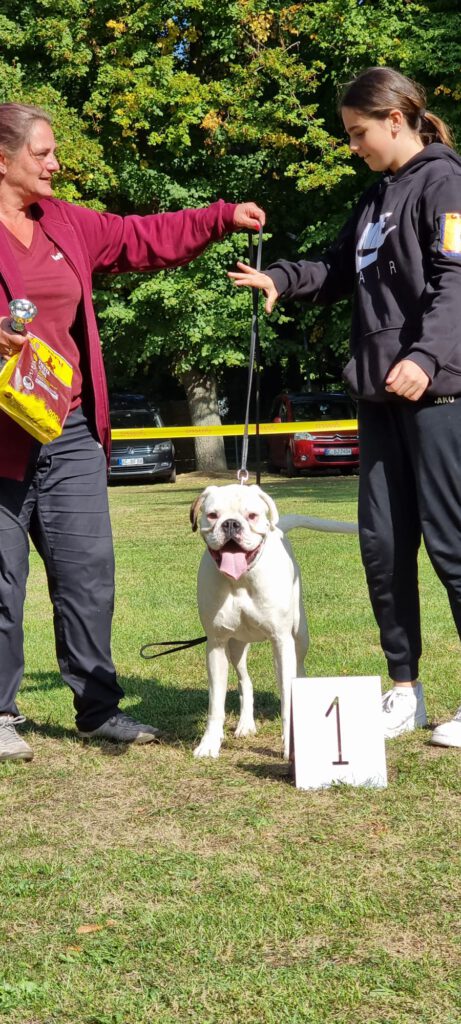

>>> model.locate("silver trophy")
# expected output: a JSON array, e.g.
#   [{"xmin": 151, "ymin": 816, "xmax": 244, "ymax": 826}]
[
  {"xmin": 0, "ymin": 299, "xmax": 36, "ymax": 370},
  {"xmin": 0, "ymin": 299, "xmax": 38, "ymax": 370},
  {"xmin": 9, "ymin": 298, "xmax": 38, "ymax": 333}
]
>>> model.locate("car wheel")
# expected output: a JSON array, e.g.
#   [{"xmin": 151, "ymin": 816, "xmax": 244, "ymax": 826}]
[
  {"xmin": 168, "ymin": 466, "xmax": 177, "ymax": 483},
  {"xmin": 285, "ymin": 449, "xmax": 299, "ymax": 478}
]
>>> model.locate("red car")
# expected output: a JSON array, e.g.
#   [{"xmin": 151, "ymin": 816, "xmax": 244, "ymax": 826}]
[{"xmin": 267, "ymin": 392, "xmax": 359, "ymax": 476}]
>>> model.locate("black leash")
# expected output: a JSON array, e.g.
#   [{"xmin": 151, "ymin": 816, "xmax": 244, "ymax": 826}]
[
  {"xmin": 238, "ymin": 225, "xmax": 263, "ymax": 487},
  {"xmin": 141, "ymin": 229, "xmax": 263, "ymax": 662},
  {"xmin": 140, "ymin": 636, "xmax": 207, "ymax": 659}
]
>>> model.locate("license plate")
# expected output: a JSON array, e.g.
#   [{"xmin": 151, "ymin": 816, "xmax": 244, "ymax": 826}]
[
  {"xmin": 324, "ymin": 447, "xmax": 352, "ymax": 456},
  {"xmin": 117, "ymin": 457, "xmax": 144, "ymax": 466}
]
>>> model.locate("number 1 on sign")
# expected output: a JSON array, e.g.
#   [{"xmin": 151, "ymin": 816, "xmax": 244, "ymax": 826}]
[{"xmin": 325, "ymin": 696, "xmax": 349, "ymax": 765}]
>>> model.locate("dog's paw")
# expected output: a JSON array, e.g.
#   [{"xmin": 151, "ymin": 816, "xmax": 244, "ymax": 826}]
[
  {"xmin": 193, "ymin": 732, "xmax": 223, "ymax": 758},
  {"xmin": 234, "ymin": 715, "xmax": 257, "ymax": 738}
]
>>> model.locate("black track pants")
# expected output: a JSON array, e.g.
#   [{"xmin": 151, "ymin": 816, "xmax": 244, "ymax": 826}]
[
  {"xmin": 358, "ymin": 398, "xmax": 461, "ymax": 682},
  {"xmin": 0, "ymin": 407, "xmax": 124, "ymax": 730}
]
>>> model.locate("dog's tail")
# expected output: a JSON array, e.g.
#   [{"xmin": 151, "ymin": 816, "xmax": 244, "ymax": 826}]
[{"xmin": 278, "ymin": 514, "xmax": 358, "ymax": 535}]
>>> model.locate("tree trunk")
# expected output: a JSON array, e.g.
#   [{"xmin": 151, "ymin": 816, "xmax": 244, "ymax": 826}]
[{"xmin": 180, "ymin": 368, "xmax": 227, "ymax": 473}]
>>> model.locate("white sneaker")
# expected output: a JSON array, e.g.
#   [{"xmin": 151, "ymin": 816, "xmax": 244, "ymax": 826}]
[
  {"xmin": 430, "ymin": 705, "xmax": 461, "ymax": 748},
  {"xmin": 382, "ymin": 682, "xmax": 427, "ymax": 738}
]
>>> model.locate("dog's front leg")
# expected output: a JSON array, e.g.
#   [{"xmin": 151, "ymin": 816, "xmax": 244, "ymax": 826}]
[
  {"xmin": 228, "ymin": 639, "xmax": 256, "ymax": 738},
  {"xmin": 272, "ymin": 638, "xmax": 297, "ymax": 760},
  {"xmin": 194, "ymin": 643, "xmax": 229, "ymax": 758}
]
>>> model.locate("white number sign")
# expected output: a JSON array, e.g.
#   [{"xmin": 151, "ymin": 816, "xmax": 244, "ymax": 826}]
[{"xmin": 291, "ymin": 676, "xmax": 387, "ymax": 789}]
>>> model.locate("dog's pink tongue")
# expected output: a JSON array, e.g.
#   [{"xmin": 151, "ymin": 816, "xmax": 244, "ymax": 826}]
[{"xmin": 219, "ymin": 550, "xmax": 248, "ymax": 579}]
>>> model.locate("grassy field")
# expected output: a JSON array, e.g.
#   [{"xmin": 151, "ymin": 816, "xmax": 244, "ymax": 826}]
[{"xmin": 0, "ymin": 472, "xmax": 460, "ymax": 1024}]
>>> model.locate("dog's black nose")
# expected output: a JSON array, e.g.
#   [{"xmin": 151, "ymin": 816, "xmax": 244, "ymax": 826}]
[{"xmin": 222, "ymin": 518, "xmax": 241, "ymax": 536}]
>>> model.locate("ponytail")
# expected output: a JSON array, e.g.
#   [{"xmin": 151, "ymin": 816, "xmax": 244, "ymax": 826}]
[{"xmin": 419, "ymin": 110, "xmax": 454, "ymax": 148}]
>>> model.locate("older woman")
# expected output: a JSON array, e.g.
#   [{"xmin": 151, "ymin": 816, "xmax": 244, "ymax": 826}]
[{"xmin": 0, "ymin": 102, "xmax": 265, "ymax": 762}]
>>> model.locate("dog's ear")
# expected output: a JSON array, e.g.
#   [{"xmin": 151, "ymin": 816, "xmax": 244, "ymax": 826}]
[
  {"xmin": 190, "ymin": 488, "xmax": 213, "ymax": 531},
  {"xmin": 256, "ymin": 487, "xmax": 279, "ymax": 527},
  {"xmin": 190, "ymin": 493, "xmax": 205, "ymax": 532}
]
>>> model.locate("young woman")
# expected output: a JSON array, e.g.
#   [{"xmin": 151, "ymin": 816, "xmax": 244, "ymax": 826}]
[
  {"xmin": 230, "ymin": 66, "xmax": 461, "ymax": 748},
  {"xmin": 0, "ymin": 102, "xmax": 265, "ymax": 762}
]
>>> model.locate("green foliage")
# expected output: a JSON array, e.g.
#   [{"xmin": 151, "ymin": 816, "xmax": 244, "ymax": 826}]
[
  {"xmin": 95, "ymin": 234, "xmax": 288, "ymax": 381},
  {"xmin": 1, "ymin": 1, "xmax": 461, "ymax": 389}
]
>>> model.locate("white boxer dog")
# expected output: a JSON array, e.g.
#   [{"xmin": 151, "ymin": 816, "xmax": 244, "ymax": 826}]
[{"xmin": 190, "ymin": 483, "xmax": 357, "ymax": 759}]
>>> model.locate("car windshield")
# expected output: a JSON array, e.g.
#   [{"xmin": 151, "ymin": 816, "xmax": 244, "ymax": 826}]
[
  {"xmin": 110, "ymin": 409, "xmax": 163, "ymax": 429},
  {"xmin": 292, "ymin": 399, "xmax": 354, "ymax": 421}
]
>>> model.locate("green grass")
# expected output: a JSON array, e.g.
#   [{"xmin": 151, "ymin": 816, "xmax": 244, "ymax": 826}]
[{"xmin": 1, "ymin": 472, "xmax": 460, "ymax": 1024}]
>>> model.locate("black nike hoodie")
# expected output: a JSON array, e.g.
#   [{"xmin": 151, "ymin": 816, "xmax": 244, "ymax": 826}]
[{"xmin": 266, "ymin": 144, "xmax": 461, "ymax": 400}]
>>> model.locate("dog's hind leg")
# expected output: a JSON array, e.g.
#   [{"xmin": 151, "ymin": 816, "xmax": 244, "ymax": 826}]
[
  {"xmin": 295, "ymin": 624, "xmax": 309, "ymax": 677},
  {"xmin": 194, "ymin": 643, "xmax": 230, "ymax": 758},
  {"xmin": 272, "ymin": 637, "xmax": 298, "ymax": 760},
  {"xmin": 293, "ymin": 578, "xmax": 309, "ymax": 676},
  {"xmin": 229, "ymin": 639, "xmax": 257, "ymax": 738}
]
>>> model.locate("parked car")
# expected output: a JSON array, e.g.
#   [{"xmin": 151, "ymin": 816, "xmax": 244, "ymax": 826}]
[
  {"xmin": 109, "ymin": 394, "xmax": 176, "ymax": 483},
  {"xmin": 267, "ymin": 391, "xmax": 359, "ymax": 476}
]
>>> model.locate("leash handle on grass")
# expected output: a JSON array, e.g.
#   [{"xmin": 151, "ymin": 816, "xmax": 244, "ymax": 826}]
[
  {"xmin": 140, "ymin": 636, "xmax": 207, "ymax": 659},
  {"xmin": 238, "ymin": 225, "xmax": 263, "ymax": 486}
]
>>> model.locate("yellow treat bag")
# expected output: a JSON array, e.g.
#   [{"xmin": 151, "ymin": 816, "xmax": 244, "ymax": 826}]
[{"xmin": 0, "ymin": 334, "xmax": 73, "ymax": 443}]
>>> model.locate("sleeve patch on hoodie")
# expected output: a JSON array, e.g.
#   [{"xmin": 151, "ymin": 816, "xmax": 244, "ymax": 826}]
[{"xmin": 439, "ymin": 212, "xmax": 461, "ymax": 257}]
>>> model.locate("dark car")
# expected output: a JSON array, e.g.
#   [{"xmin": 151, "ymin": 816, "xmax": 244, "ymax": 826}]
[
  {"xmin": 267, "ymin": 391, "xmax": 359, "ymax": 476},
  {"xmin": 109, "ymin": 394, "xmax": 176, "ymax": 483}
]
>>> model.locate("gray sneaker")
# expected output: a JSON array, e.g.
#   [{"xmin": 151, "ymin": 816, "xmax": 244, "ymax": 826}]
[
  {"xmin": 0, "ymin": 715, "xmax": 33, "ymax": 761},
  {"xmin": 77, "ymin": 712, "xmax": 160, "ymax": 744}
]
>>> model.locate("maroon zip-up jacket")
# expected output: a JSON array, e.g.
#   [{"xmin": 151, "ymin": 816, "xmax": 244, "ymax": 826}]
[{"xmin": 0, "ymin": 196, "xmax": 237, "ymax": 480}]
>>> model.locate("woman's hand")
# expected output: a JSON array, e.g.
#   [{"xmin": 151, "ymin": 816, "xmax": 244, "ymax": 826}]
[
  {"xmin": 385, "ymin": 359, "xmax": 430, "ymax": 401},
  {"xmin": 228, "ymin": 262, "xmax": 279, "ymax": 313},
  {"xmin": 0, "ymin": 318, "xmax": 26, "ymax": 361},
  {"xmin": 232, "ymin": 203, "xmax": 266, "ymax": 231}
]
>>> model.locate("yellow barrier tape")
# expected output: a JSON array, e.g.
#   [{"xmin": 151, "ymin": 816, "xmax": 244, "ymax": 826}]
[{"xmin": 111, "ymin": 419, "xmax": 358, "ymax": 440}]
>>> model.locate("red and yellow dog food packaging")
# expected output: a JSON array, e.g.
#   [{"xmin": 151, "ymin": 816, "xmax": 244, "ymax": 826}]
[{"xmin": 0, "ymin": 334, "xmax": 73, "ymax": 443}]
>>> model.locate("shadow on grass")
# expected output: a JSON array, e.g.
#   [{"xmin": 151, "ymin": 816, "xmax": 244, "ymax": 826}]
[
  {"xmin": 22, "ymin": 717, "xmax": 76, "ymax": 741},
  {"xmin": 21, "ymin": 671, "xmax": 282, "ymax": 746},
  {"xmin": 21, "ymin": 717, "xmax": 132, "ymax": 757},
  {"xmin": 238, "ymin": 758, "xmax": 293, "ymax": 784}
]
